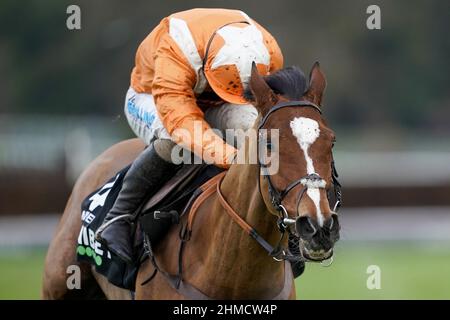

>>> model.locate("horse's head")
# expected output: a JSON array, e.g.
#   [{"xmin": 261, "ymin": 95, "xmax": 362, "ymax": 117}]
[{"xmin": 247, "ymin": 62, "xmax": 341, "ymax": 262}]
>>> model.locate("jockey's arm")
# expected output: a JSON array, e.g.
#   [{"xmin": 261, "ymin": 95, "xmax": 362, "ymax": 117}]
[{"xmin": 151, "ymin": 36, "xmax": 237, "ymax": 168}]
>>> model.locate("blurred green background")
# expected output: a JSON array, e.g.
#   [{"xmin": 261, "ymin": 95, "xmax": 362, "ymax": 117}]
[
  {"xmin": 2, "ymin": 242, "xmax": 450, "ymax": 300},
  {"xmin": 0, "ymin": 0, "xmax": 449, "ymax": 300},
  {"xmin": 1, "ymin": 0, "xmax": 449, "ymax": 134}
]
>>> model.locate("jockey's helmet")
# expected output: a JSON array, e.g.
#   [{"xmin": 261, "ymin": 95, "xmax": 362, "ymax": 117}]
[{"xmin": 202, "ymin": 21, "xmax": 271, "ymax": 104}]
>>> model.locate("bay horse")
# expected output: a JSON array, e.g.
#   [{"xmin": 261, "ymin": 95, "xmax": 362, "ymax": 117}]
[{"xmin": 42, "ymin": 62, "xmax": 340, "ymax": 299}]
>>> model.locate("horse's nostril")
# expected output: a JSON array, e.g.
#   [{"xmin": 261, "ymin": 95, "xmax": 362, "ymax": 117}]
[
  {"xmin": 328, "ymin": 214, "xmax": 340, "ymax": 241},
  {"xmin": 296, "ymin": 216, "xmax": 318, "ymax": 239}
]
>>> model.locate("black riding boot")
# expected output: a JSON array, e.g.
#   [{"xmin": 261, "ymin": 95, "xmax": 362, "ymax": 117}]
[{"xmin": 95, "ymin": 143, "xmax": 177, "ymax": 264}]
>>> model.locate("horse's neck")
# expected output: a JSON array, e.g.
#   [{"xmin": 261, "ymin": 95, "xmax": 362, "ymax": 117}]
[
  {"xmin": 201, "ymin": 162, "xmax": 286, "ymax": 298},
  {"xmin": 220, "ymin": 162, "xmax": 282, "ymax": 250}
]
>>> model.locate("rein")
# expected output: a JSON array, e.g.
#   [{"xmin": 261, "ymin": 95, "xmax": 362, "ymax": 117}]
[{"xmin": 215, "ymin": 174, "xmax": 295, "ymax": 260}]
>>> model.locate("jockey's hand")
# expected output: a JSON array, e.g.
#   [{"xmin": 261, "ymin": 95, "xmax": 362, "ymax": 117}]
[{"xmin": 171, "ymin": 116, "xmax": 237, "ymax": 169}]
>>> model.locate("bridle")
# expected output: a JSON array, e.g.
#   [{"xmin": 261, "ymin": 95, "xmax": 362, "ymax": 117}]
[
  {"xmin": 258, "ymin": 100, "xmax": 341, "ymax": 225},
  {"xmin": 217, "ymin": 99, "xmax": 342, "ymax": 264}
]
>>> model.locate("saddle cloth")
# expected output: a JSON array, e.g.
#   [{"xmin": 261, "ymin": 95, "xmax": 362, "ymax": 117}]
[{"xmin": 76, "ymin": 163, "xmax": 224, "ymax": 290}]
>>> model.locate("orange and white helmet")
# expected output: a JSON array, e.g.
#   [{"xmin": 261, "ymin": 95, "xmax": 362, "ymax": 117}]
[{"xmin": 202, "ymin": 20, "xmax": 272, "ymax": 104}]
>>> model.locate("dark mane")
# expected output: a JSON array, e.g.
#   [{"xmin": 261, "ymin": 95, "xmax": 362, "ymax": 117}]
[{"xmin": 244, "ymin": 66, "xmax": 308, "ymax": 101}]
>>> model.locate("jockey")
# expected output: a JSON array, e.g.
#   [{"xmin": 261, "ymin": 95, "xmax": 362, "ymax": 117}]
[{"xmin": 95, "ymin": 8, "xmax": 283, "ymax": 264}]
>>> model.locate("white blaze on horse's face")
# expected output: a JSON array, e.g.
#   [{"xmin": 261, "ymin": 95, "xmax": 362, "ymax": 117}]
[{"xmin": 290, "ymin": 117, "xmax": 325, "ymax": 227}]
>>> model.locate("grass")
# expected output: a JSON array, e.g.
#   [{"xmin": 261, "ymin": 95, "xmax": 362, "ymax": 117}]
[
  {"xmin": 1, "ymin": 242, "xmax": 450, "ymax": 300},
  {"xmin": 296, "ymin": 242, "xmax": 450, "ymax": 299},
  {"xmin": 0, "ymin": 249, "xmax": 46, "ymax": 300}
]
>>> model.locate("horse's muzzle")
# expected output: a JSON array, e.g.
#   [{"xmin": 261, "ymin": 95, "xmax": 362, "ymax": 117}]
[{"xmin": 295, "ymin": 214, "xmax": 340, "ymax": 262}]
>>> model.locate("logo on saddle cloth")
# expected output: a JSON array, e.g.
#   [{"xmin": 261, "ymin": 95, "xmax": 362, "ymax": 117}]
[
  {"xmin": 75, "ymin": 165, "xmax": 139, "ymax": 290},
  {"xmin": 76, "ymin": 174, "xmax": 121, "ymax": 267}
]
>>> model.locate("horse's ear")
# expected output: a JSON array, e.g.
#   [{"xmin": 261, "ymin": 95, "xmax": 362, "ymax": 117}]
[
  {"xmin": 304, "ymin": 61, "xmax": 327, "ymax": 106},
  {"xmin": 248, "ymin": 62, "xmax": 278, "ymax": 116}
]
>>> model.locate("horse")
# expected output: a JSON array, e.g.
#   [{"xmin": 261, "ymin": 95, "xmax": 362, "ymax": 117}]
[{"xmin": 42, "ymin": 62, "xmax": 340, "ymax": 299}]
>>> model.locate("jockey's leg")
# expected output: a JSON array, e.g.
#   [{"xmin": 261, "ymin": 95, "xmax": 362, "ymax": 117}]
[
  {"xmin": 95, "ymin": 88, "xmax": 178, "ymax": 264},
  {"xmin": 95, "ymin": 139, "xmax": 177, "ymax": 264}
]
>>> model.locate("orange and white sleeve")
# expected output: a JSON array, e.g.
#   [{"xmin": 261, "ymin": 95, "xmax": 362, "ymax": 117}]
[{"xmin": 151, "ymin": 35, "xmax": 237, "ymax": 168}]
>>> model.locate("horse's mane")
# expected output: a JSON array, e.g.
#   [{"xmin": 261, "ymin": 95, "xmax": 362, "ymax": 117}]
[{"xmin": 244, "ymin": 66, "xmax": 308, "ymax": 101}]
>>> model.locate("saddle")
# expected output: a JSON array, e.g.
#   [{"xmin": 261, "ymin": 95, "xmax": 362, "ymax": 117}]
[{"xmin": 138, "ymin": 164, "xmax": 225, "ymax": 244}]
